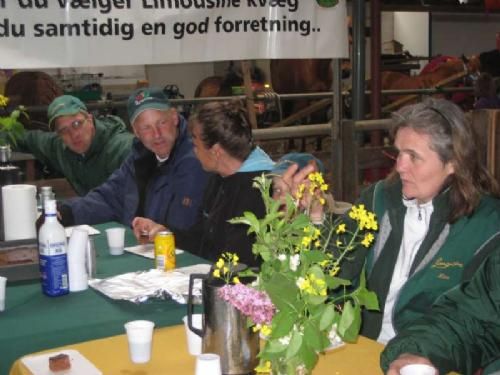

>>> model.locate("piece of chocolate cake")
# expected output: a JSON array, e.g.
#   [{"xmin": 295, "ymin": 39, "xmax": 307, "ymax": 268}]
[{"xmin": 48, "ymin": 353, "xmax": 71, "ymax": 372}]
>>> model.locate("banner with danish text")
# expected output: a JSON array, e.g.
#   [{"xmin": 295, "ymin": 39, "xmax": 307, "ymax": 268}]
[{"xmin": 0, "ymin": 0, "xmax": 348, "ymax": 69}]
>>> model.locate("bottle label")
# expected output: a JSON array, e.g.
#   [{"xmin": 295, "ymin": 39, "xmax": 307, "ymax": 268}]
[
  {"xmin": 39, "ymin": 241, "xmax": 66, "ymax": 256},
  {"xmin": 39, "ymin": 244, "xmax": 69, "ymax": 296}
]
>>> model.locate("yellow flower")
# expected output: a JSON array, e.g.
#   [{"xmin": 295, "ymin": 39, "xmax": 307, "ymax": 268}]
[
  {"xmin": 301, "ymin": 236, "xmax": 312, "ymax": 247},
  {"xmin": 0, "ymin": 95, "xmax": 9, "ymax": 107},
  {"xmin": 319, "ymin": 197, "xmax": 326, "ymax": 205},
  {"xmin": 261, "ymin": 324, "xmax": 272, "ymax": 337},
  {"xmin": 216, "ymin": 258, "xmax": 224, "ymax": 269},
  {"xmin": 329, "ymin": 265, "xmax": 340, "ymax": 277},
  {"xmin": 223, "ymin": 266, "xmax": 229, "ymax": 274},
  {"xmin": 232, "ymin": 276, "xmax": 240, "ymax": 284},
  {"xmin": 255, "ymin": 360, "xmax": 271, "ymax": 374},
  {"xmin": 361, "ymin": 233, "xmax": 375, "ymax": 248},
  {"xmin": 213, "ymin": 269, "xmax": 220, "ymax": 278},
  {"xmin": 336, "ymin": 223, "xmax": 346, "ymax": 234},
  {"xmin": 314, "ymin": 240, "xmax": 321, "ymax": 248},
  {"xmin": 232, "ymin": 254, "xmax": 239, "ymax": 265}
]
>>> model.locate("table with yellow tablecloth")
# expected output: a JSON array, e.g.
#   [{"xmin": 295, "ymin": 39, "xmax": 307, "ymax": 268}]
[{"xmin": 10, "ymin": 324, "xmax": 385, "ymax": 375}]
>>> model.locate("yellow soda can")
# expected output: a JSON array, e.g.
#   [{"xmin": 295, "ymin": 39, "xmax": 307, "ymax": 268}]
[{"xmin": 154, "ymin": 231, "xmax": 176, "ymax": 270}]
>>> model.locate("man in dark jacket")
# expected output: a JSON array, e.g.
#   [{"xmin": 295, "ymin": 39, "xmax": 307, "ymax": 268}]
[
  {"xmin": 16, "ymin": 95, "xmax": 134, "ymax": 195},
  {"xmin": 59, "ymin": 88, "xmax": 208, "ymax": 231},
  {"xmin": 381, "ymin": 249, "xmax": 500, "ymax": 375}
]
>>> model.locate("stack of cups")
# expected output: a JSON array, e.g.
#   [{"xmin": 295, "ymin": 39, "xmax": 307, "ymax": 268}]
[{"xmin": 67, "ymin": 228, "xmax": 89, "ymax": 292}]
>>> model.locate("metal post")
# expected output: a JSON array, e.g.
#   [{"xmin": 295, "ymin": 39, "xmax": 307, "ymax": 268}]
[
  {"xmin": 352, "ymin": 0, "xmax": 366, "ymax": 121},
  {"xmin": 331, "ymin": 59, "xmax": 344, "ymax": 200}
]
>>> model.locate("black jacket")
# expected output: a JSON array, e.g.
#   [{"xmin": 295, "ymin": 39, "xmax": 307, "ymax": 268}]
[{"xmin": 175, "ymin": 171, "xmax": 266, "ymax": 268}]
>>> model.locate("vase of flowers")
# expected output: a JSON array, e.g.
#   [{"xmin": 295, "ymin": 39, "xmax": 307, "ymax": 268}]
[
  {"xmin": 217, "ymin": 173, "xmax": 379, "ymax": 375},
  {"xmin": 187, "ymin": 258, "xmax": 260, "ymax": 375}
]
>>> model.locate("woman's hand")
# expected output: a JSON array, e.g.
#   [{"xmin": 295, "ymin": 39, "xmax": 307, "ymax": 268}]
[
  {"xmin": 131, "ymin": 217, "xmax": 167, "ymax": 243},
  {"xmin": 386, "ymin": 353, "xmax": 437, "ymax": 375},
  {"xmin": 280, "ymin": 160, "xmax": 325, "ymax": 223}
]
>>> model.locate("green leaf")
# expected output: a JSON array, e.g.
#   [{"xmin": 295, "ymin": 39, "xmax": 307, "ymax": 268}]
[
  {"xmin": 319, "ymin": 304, "xmax": 336, "ymax": 331},
  {"xmin": 326, "ymin": 276, "xmax": 351, "ymax": 289},
  {"xmin": 263, "ymin": 338, "xmax": 287, "ymax": 354},
  {"xmin": 337, "ymin": 300, "xmax": 361, "ymax": 342},
  {"xmin": 265, "ymin": 273, "xmax": 301, "ymax": 312},
  {"xmin": 298, "ymin": 341, "xmax": 319, "ymax": 370},
  {"xmin": 302, "ymin": 250, "xmax": 328, "ymax": 264},
  {"xmin": 303, "ymin": 320, "xmax": 323, "ymax": 351},
  {"xmin": 285, "ymin": 330, "xmax": 303, "ymax": 360},
  {"xmin": 305, "ymin": 293, "xmax": 327, "ymax": 306},
  {"xmin": 353, "ymin": 288, "xmax": 380, "ymax": 311},
  {"xmin": 270, "ymin": 311, "xmax": 296, "ymax": 338}
]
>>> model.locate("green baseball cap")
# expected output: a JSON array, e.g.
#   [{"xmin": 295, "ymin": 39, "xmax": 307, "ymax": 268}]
[
  {"xmin": 47, "ymin": 95, "xmax": 88, "ymax": 130},
  {"xmin": 127, "ymin": 87, "xmax": 170, "ymax": 125}
]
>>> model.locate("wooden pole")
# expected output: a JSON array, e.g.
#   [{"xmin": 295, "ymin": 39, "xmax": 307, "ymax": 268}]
[{"xmin": 240, "ymin": 60, "xmax": 258, "ymax": 129}]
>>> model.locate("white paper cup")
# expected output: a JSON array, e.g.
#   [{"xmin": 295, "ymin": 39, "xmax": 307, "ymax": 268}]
[
  {"xmin": 195, "ymin": 353, "xmax": 222, "ymax": 375},
  {"xmin": 106, "ymin": 228, "xmax": 126, "ymax": 255},
  {"xmin": 124, "ymin": 320, "xmax": 155, "ymax": 364},
  {"xmin": 400, "ymin": 364, "xmax": 437, "ymax": 375},
  {"xmin": 0, "ymin": 276, "xmax": 6, "ymax": 312},
  {"xmin": 182, "ymin": 314, "xmax": 202, "ymax": 355}
]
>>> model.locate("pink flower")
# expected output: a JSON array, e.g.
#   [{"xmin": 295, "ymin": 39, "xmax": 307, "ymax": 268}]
[{"xmin": 218, "ymin": 283, "xmax": 275, "ymax": 325}]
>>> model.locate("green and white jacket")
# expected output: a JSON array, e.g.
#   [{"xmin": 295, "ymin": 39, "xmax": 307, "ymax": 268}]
[
  {"xmin": 381, "ymin": 249, "xmax": 500, "ymax": 374},
  {"xmin": 340, "ymin": 177, "xmax": 500, "ymax": 340}
]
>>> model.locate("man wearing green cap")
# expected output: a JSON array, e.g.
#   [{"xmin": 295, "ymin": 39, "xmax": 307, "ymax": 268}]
[
  {"xmin": 58, "ymin": 87, "xmax": 208, "ymax": 232},
  {"xmin": 15, "ymin": 95, "xmax": 134, "ymax": 195}
]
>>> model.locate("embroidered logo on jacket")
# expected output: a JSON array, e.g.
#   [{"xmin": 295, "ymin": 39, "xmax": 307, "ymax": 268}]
[{"xmin": 431, "ymin": 257, "xmax": 464, "ymax": 270}]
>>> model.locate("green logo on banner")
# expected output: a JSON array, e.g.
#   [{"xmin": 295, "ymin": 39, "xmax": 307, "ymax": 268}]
[{"xmin": 316, "ymin": 0, "xmax": 339, "ymax": 7}]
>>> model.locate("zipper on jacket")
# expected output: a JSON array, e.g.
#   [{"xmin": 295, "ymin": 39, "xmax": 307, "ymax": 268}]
[{"xmin": 417, "ymin": 203, "xmax": 422, "ymax": 221}]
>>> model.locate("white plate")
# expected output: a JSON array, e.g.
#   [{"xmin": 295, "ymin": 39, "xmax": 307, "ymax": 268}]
[{"xmin": 21, "ymin": 349, "xmax": 102, "ymax": 375}]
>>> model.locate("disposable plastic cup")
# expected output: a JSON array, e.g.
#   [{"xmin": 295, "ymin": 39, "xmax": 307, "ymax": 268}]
[
  {"xmin": 0, "ymin": 276, "xmax": 6, "ymax": 312},
  {"xmin": 106, "ymin": 228, "xmax": 126, "ymax": 255},
  {"xmin": 124, "ymin": 320, "xmax": 155, "ymax": 364},
  {"xmin": 195, "ymin": 353, "xmax": 222, "ymax": 375},
  {"xmin": 400, "ymin": 364, "xmax": 437, "ymax": 375},
  {"xmin": 182, "ymin": 314, "xmax": 202, "ymax": 355}
]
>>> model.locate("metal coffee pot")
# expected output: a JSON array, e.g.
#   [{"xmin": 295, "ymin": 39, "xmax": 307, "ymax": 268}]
[{"xmin": 187, "ymin": 273, "xmax": 259, "ymax": 375}]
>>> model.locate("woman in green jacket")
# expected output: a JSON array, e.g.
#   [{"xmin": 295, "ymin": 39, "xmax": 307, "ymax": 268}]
[
  {"xmin": 340, "ymin": 98, "xmax": 500, "ymax": 343},
  {"xmin": 285, "ymin": 98, "xmax": 500, "ymax": 345},
  {"xmin": 381, "ymin": 249, "xmax": 500, "ymax": 375}
]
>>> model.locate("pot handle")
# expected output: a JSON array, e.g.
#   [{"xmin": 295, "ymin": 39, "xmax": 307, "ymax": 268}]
[{"xmin": 187, "ymin": 273, "xmax": 207, "ymax": 338}]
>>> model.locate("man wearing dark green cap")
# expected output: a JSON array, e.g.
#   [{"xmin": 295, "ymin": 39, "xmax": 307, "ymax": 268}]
[
  {"xmin": 15, "ymin": 95, "xmax": 134, "ymax": 195},
  {"xmin": 58, "ymin": 87, "xmax": 208, "ymax": 232}
]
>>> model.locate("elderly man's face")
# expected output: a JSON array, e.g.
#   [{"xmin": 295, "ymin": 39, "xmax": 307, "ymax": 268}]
[
  {"xmin": 132, "ymin": 109, "xmax": 179, "ymax": 159},
  {"xmin": 54, "ymin": 113, "xmax": 95, "ymax": 154}
]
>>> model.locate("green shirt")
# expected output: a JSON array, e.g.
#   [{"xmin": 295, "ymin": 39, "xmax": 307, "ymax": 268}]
[{"xmin": 16, "ymin": 115, "xmax": 134, "ymax": 195}]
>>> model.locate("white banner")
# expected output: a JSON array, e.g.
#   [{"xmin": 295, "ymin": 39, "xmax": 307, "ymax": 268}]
[{"xmin": 0, "ymin": 0, "xmax": 348, "ymax": 69}]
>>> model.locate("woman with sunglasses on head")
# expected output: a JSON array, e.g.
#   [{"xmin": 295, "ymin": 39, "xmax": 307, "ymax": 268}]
[
  {"xmin": 281, "ymin": 97, "xmax": 500, "ymax": 346},
  {"xmin": 132, "ymin": 100, "xmax": 274, "ymax": 268}
]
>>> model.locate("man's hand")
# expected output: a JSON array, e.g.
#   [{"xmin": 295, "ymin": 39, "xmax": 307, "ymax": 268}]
[
  {"xmin": 386, "ymin": 353, "xmax": 437, "ymax": 375},
  {"xmin": 131, "ymin": 217, "xmax": 167, "ymax": 243}
]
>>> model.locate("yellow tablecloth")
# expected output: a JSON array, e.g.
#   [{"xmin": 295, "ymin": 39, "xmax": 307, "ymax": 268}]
[{"xmin": 10, "ymin": 325, "xmax": 384, "ymax": 375}]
